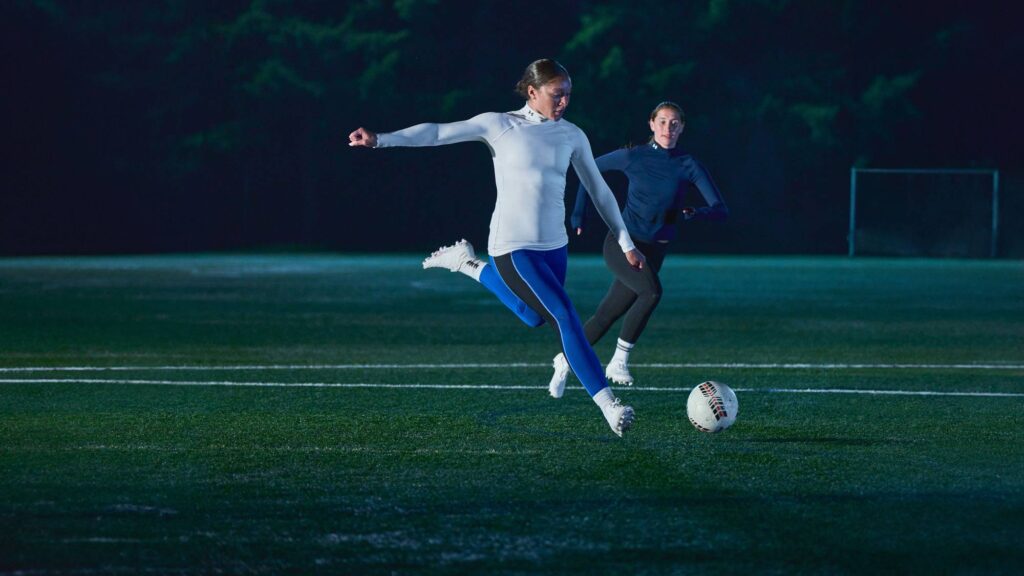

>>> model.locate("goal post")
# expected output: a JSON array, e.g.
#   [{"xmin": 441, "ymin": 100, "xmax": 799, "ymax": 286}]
[{"xmin": 848, "ymin": 167, "xmax": 1000, "ymax": 258}]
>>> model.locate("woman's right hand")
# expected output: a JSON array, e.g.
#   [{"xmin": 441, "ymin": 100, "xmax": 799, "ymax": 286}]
[
  {"xmin": 348, "ymin": 127, "xmax": 377, "ymax": 148},
  {"xmin": 625, "ymin": 248, "xmax": 646, "ymax": 270}
]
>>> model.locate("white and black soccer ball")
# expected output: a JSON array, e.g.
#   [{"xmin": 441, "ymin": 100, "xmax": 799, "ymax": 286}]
[{"xmin": 687, "ymin": 381, "xmax": 738, "ymax": 433}]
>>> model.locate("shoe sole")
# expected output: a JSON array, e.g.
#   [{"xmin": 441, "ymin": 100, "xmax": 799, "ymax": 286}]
[
  {"xmin": 548, "ymin": 377, "xmax": 565, "ymax": 399},
  {"xmin": 617, "ymin": 408, "xmax": 635, "ymax": 436},
  {"xmin": 549, "ymin": 374, "xmax": 567, "ymax": 398},
  {"xmin": 422, "ymin": 240, "xmax": 474, "ymax": 271},
  {"xmin": 606, "ymin": 406, "xmax": 635, "ymax": 437},
  {"xmin": 550, "ymin": 356, "xmax": 568, "ymax": 399}
]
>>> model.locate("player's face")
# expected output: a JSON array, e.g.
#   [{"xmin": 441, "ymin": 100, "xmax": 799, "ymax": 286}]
[
  {"xmin": 649, "ymin": 109, "xmax": 684, "ymax": 148},
  {"xmin": 528, "ymin": 77, "xmax": 571, "ymax": 121}
]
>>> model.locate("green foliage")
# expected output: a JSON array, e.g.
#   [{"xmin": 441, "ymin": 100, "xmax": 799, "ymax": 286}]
[
  {"xmin": 642, "ymin": 61, "xmax": 696, "ymax": 97},
  {"xmin": 790, "ymin": 102, "xmax": 840, "ymax": 146},
  {"xmin": 23, "ymin": 0, "xmax": 63, "ymax": 19},
  {"xmin": 356, "ymin": 49, "xmax": 401, "ymax": 100},
  {"xmin": 179, "ymin": 123, "xmax": 241, "ymax": 165},
  {"xmin": 440, "ymin": 89, "xmax": 473, "ymax": 118},
  {"xmin": 7, "ymin": 0, "xmax": 1017, "ymax": 254},
  {"xmin": 861, "ymin": 72, "xmax": 921, "ymax": 117},
  {"xmin": 244, "ymin": 58, "xmax": 323, "ymax": 98},
  {"xmin": 565, "ymin": 4, "xmax": 624, "ymax": 53},
  {"xmin": 393, "ymin": 0, "xmax": 439, "ymax": 20},
  {"xmin": 598, "ymin": 45, "xmax": 626, "ymax": 80},
  {"xmin": 698, "ymin": 0, "xmax": 730, "ymax": 30}
]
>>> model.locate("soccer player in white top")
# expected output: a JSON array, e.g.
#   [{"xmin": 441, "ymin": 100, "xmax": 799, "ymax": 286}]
[{"xmin": 349, "ymin": 59, "xmax": 644, "ymax": 437}]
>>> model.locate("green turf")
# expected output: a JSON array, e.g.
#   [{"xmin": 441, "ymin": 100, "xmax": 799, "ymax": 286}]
[{"xmin": 1, "ymin": 254, "xmax": 1023, "ymax": 574}]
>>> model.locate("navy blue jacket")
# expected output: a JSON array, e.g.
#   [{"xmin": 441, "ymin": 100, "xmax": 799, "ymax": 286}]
[{"xmin": 573, "ymin": 142, "xmax": 728, "ymax": 243}]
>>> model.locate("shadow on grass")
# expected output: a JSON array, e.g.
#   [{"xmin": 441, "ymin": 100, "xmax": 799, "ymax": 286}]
[{"xmin": 475, "ymin": 405, "xmax": 623, "ymax": 444}]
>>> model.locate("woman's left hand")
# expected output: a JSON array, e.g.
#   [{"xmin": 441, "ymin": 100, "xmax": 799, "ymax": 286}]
[
  {"xmin": 348, "ymin": 127, "xmax": 378, "ymax": 148},
  {"xmin": 625, "ymin": 249, "xmax": 646, "ymax": 270}
]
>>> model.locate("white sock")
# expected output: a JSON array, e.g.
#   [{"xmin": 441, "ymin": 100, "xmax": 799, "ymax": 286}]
[
  {"xmin": 459, "ymin": 259, "xmax": 486, "ymax": 282},
  {"xmin": 611, "ymin": 338, "xmax": 634, "ymax": 364},
  {"xmin": 592, "ymin": 386, "xmax": 616, "ymax": 410}
]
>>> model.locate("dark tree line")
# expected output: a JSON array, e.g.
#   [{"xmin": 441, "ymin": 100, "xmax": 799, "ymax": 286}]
[{"xmin": 4, "ymin": 0, "xmax": 1020, "ymax": 255}]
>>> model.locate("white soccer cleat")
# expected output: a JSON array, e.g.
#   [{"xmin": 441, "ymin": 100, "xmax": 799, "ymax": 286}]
[
  {"xmin": 422, "ymin": 239, "xmax": 477, "ymax": 273},
  {"xmin": 605, "ymin": 359, "xmax": 634, "ymax": 386},
  {"xmin": 601, "ymin": 397, "xmax": 635, "ymax": 437},
  {"xmin": 548, "ymin": 353, "xmax": 570, "ymax": 398}
]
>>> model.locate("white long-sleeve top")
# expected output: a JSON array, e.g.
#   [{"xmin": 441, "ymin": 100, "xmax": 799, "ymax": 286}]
[{"xmin": 376, "ymin": 104, "xmax": 635, "ymax": 257}]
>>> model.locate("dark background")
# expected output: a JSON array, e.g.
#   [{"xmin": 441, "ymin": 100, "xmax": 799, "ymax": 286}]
[{"xmin": 4, "ymin": 0, "xmax": 1021, "ymax": 257}]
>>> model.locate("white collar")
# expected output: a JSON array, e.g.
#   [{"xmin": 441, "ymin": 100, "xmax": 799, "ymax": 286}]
[{"xmin": 514, "ymin": 103, "xmax": 550, "ymax": 123}]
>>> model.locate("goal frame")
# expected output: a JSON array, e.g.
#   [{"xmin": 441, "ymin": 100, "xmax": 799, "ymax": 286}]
[{"xmin": 847, "ymin": 167, "xmax": 1001, "ymax": 257}]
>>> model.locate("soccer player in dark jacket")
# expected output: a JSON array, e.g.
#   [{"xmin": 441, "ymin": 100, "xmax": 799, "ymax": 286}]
[{"xmin": 548, "ymin": 101, "xmax": 728, "ymax": 396}]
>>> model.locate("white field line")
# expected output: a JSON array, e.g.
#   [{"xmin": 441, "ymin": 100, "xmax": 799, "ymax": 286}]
[
  {"xmin": 0, "ymin": 444, "xmax": 542, "ymax": 455},
  {"xmin": 1, "ymin": 378, "xmax": 1023, "ymax": 398},
  {"xmin": 0, "ymin": 362, "xmax": 1023, "ymax": 372}
]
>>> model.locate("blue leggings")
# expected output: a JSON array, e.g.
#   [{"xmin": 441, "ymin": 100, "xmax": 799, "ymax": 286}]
[{"xmin": 478, "ymin": 247, "xmax": 609, "ymax": 397}]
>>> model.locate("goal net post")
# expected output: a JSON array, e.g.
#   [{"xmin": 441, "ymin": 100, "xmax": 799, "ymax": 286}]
[{"xmin": 848, "ymin": 168, "xmax": 1000, "ymax": 258}]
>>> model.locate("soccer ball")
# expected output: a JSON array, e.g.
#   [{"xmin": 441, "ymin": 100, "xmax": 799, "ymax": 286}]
[{"xmin": 686, "ymin": 381, "xmax": 738, "ymax": 433}]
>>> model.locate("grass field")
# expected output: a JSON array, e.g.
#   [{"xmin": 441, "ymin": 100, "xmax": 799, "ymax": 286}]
[{"xmin": 1, "ymin": 253, "xmax": 1023, "ymax": 574}]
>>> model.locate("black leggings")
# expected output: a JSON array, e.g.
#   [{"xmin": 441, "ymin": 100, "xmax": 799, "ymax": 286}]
[{"xmin": 582, "ymin": 232, "xmax": 668, "ymax": 345}]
